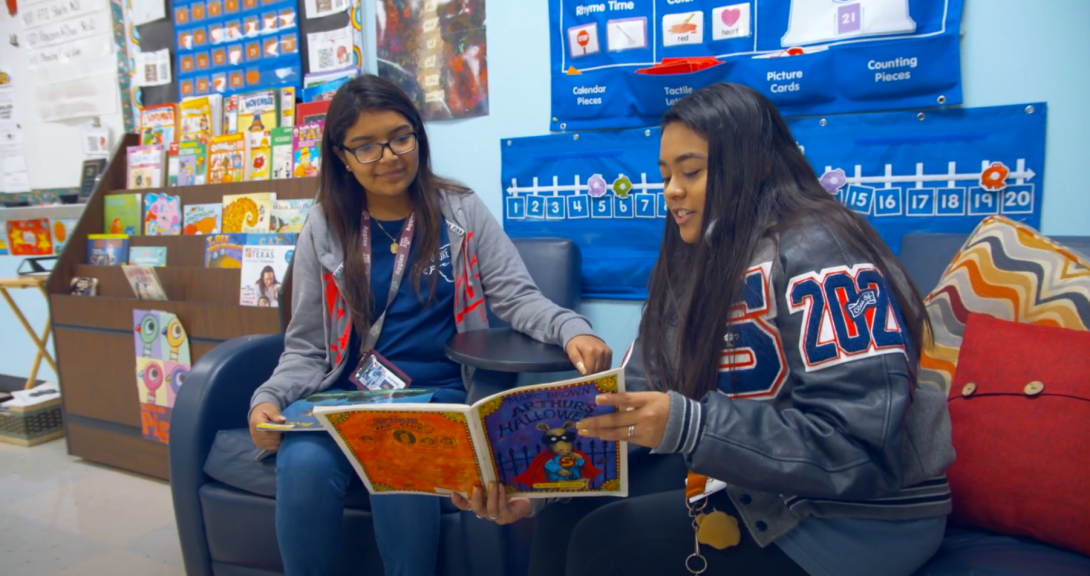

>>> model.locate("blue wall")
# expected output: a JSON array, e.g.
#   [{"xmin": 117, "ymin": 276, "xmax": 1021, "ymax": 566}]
[{"xmin": 1, "ymin": 0, "xmax": 1087, "ymax": 378}]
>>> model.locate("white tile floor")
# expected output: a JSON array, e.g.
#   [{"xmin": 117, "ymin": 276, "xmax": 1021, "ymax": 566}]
[{"xmin": 0, "ymin": 438, "xmax": 186, "ymax": 576}]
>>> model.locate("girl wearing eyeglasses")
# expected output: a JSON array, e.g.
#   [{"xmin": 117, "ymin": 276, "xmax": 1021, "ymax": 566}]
[{"xmin": 247, "ymin": 74, "xmax": 613, "ymax": 576}]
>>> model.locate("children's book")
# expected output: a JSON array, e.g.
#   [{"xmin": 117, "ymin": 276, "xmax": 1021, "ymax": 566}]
[
  {"xmin": 129, "ymin": 246, "xmax": 167, "ymax": 266},
  {"xmin": 87, "ymin": 234, "xmax": 130, "ymax": 265},
  {"xmin": 279, "ymin": 86, "xmax": 296, "ymax": 128},
  {"xmin": 144, "ymin": 193, "xmax": 182, "ymax": 235},
  {"xmin": 78, "ymin": 158, "xmax": 108, "ymax": 201},
  {"xmin": 222, "ymin": 192, "xmax": 275, "ymax": 233},
  {"xmin": 104, "ymin": 193, "xmax": 143, "ymax": 236},
  {"xmin": 314, "ymin": 369, "xmax": 629, "ymax": 499},
  {"xmin": 127, "ymin": 145, "xmax": 165, "ymax": 189},
  {"xmin": 270, "ymin": 198, "xmax": 312, "ymax": 233},
  {"xmin": 69, "ymin": 277, "xmax": 98, "ymax": 296},
  {"xmin": 203, "ymin": 233, "xmax": 245, "ymax": 268},
  {"xmin": 168, "ymin": 141, "xmax": 208, "ymax": 187},
  {"xmin": 184, "ymin": 203, "xmax": 222, "ymax": 235},
  {"xmin": 122, "ymin": 265, "xmax": 168, "ymax": 300},
  {"xmin": 244, "ymin": 233, "xmax": 298, "ymax": 246},
  {"xmin": 165, "ymin": 142, "xmax": 180, "ymax": 186},
  {"xmin": 222, "ymin": 94, "xmax": 240, "ymax": 136},
  {"xmin": 140, "ymin": 103, "xmax": 178, "ymax": 146},
  {"xmin": 208, "ymin": 133, "xmax": 246, "ymax": 184},
  {"xmin": 270, "ymin": 127, "xmax": 294, "ymax": 179},
  {"xmin": 292, "ymin": 121, "xmax": 322, "ymax": 178},
  {"xmin": 6, "ymin": 219, "xmax": 53, "ymax": 256},
  {"xmin": 239, "ymin": 244, "xmax": 292, "ymax": 306},
  {"xmin": 247, "ymin": 136, "xmax": 272, "ymax": 181},
  {"xmin": 51, "ymin": 218, "xmax": 77, "ymax": 254},
  {"xmin": 180, "ymin": 95, "xmax": 223, "ymax": 144},
  {"xmin": 258, "ymin": 388, "xmax": 438, "ymax": 432},
  {"xmin": 239, "ymin": 89, "xmax": 278, "ymax": 181},
  {"xmin": 0, "ymin": 221, "xmax": 8, "ymax": 255},
  {"xmin": 295, "ymin": 100, "xmax": 330, "ymax": 125}
]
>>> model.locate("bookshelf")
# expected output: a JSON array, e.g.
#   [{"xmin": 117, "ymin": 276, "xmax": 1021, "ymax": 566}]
[{"xmin": 46, "ymin": 133, "xmax": 317, "ymax": 480}]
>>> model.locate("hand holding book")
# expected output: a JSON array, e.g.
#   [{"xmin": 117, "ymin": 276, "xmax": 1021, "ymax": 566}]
[
  {"xmin": 452, "ymin": 481, "xmax": 533, "ymax": 526},
  {"xmin": 576, "ymin": 392, "xmax": 672, "ymax": 449}
]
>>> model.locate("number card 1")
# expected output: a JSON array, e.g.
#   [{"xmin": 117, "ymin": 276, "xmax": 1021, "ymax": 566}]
[{"xmin": 505, "ymin": 197, "xmax": 527, "ymax": 220}]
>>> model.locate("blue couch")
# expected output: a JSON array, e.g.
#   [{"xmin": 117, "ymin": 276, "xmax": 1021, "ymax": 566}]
[
  {"xmin": 901, "ymin": 232, "xmax": 1090, "ymax": 576},
  {"xmin": 170, "ymin": 232, "xmax": 1090, "ymax": 576}
]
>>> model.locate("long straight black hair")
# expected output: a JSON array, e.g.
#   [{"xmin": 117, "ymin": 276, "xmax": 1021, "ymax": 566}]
[
  {"xmin": 316, "ymin": 74, "xmax": 468, "ymax": 336},
  {"xmin": 640, "ymin": 83, "xmax": 930, "ymax": 399}
]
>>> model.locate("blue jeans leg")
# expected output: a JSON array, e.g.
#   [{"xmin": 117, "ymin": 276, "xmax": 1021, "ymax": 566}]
[
  {"xmin": 275, "ymin": 432, "xmax": 354, "ymax": 576},
  {"xmin": 369, "ymin": 494, "xmax": 441, "ymax": 576}
]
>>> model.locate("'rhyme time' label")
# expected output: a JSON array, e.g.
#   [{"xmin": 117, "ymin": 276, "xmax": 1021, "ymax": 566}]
[{"xmin": 575, "ymin": 1, "xmax": 634, "ymax": 16}]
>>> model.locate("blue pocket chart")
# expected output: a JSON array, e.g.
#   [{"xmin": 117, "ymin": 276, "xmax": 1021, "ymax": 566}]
[
  {"xmin": 502, "ymin": 103, "xmax": 1046, "ymax": 300},
  {"xmin": 549, "ymin": 0, "xmax": 964, "ymax": 130}
]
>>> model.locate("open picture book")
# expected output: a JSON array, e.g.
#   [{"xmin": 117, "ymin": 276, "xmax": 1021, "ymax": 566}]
[{"xmin": 313, "ymin": 368, "xmax": 628, "ymax": 499}]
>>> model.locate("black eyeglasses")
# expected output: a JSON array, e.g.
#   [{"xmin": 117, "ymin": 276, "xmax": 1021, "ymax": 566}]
[{"xmin": 339, "ymin": 132, "xmax": 418, "ymax": 164}]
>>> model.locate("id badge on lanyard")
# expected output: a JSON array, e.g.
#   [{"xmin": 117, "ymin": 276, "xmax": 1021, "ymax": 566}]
[{"xmin": 348, "ymin": 210, "xmax": 416, "ymax": 392}]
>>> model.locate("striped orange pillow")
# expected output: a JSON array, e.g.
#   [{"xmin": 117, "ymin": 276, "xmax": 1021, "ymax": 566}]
[{"xmin": 920, "ymin": 216, "xmax": 1090, "ymax": 393}]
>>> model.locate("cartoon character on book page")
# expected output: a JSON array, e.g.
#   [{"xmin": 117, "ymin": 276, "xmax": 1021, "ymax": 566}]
[{"xmin": 479, "ymin": 375, "xmax": 624, "ymax": 495}]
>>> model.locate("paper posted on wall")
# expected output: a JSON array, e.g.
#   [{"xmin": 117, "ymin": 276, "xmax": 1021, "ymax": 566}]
[
  {"xmin": 133, "ymin": 49, "xmax": 172, "ymax": 87},
  {"xmin": 306, "ymin": 26, "xmax": 355, "ymax": 75},
  {"xmin": 304, "ymin": 0, "xmax": 347, "ymax": 20}
]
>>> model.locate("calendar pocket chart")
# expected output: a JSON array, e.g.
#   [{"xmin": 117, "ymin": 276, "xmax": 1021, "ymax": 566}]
[
  {"xmin": 173, "ymin": 0, "xmax": 303, "ymax": 98},
  {"xmin": 549, "ymin": 0, "xmax": 964, "ymax": 130},
  {"xmin": 501, "ymin": 102, "xmax": 1046, "ymax": 300},
  {"xmin": 793, "ymin": 102, "xmax": 1046, "ymax": 254},
  {"xmin": 502, "ymin": 128, "xmax": 665, "ymax": 300}
]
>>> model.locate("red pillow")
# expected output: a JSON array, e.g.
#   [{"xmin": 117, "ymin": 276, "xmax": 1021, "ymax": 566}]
[{"xmin": 947, "ymin": 312, "xmax": 1090, "ymax": 555}]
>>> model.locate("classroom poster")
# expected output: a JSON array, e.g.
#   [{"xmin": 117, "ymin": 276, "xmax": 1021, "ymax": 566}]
[
  {"xmin": 549, "ymin": 0, "xmax": 964, "ymax": 130},
  {"xmin": 376, "ymin": 0, "xmax": 488, "ymax": 120},
  {"xmin": 501, "ymin": 103, "xmax": 1047, "ymax": 300}
]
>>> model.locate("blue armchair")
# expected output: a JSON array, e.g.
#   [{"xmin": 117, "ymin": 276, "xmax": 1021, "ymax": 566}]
[{"xmin": 169, "ymin": 238, "xmax": 583, "ymax": 576}]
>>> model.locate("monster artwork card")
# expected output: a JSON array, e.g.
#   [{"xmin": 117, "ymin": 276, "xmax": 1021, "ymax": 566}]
[
  {"xmin": 314, "ymin": 366, "xmax": 629, "ymax": 499},
  {"xmin": 133, "ymin": 310, "xmax": 192, "ymax": 444}
]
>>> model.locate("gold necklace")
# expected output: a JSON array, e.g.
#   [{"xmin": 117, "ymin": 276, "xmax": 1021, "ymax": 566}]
[{"xmin": 374, "ymin": 219, "xmax": 402, "ymax": 254}]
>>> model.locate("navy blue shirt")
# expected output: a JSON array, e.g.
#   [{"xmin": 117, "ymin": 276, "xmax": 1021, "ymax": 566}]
[{"xmin": 336, "ymin": 216, "xmax": 463, "ymax": 401}]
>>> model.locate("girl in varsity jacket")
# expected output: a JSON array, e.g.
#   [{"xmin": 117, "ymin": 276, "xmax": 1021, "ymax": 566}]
[{"xmin": 456, "ymin": 83, "xmax": 955, "ymax": 576}]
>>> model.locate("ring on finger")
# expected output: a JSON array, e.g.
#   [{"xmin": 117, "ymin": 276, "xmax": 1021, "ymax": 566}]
[
  {"xmin": 627, "ymin": 424, "xmax": 636, "ymax": 437},
  {"xmin": 488, "ymin": 514, "xmax": 500, "ymax": 520}
]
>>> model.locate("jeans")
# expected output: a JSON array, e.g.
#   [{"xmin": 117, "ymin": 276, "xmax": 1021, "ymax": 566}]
[{"xmin": 275, "ymin": 432, "xmax": 441, "ymax": 576}]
